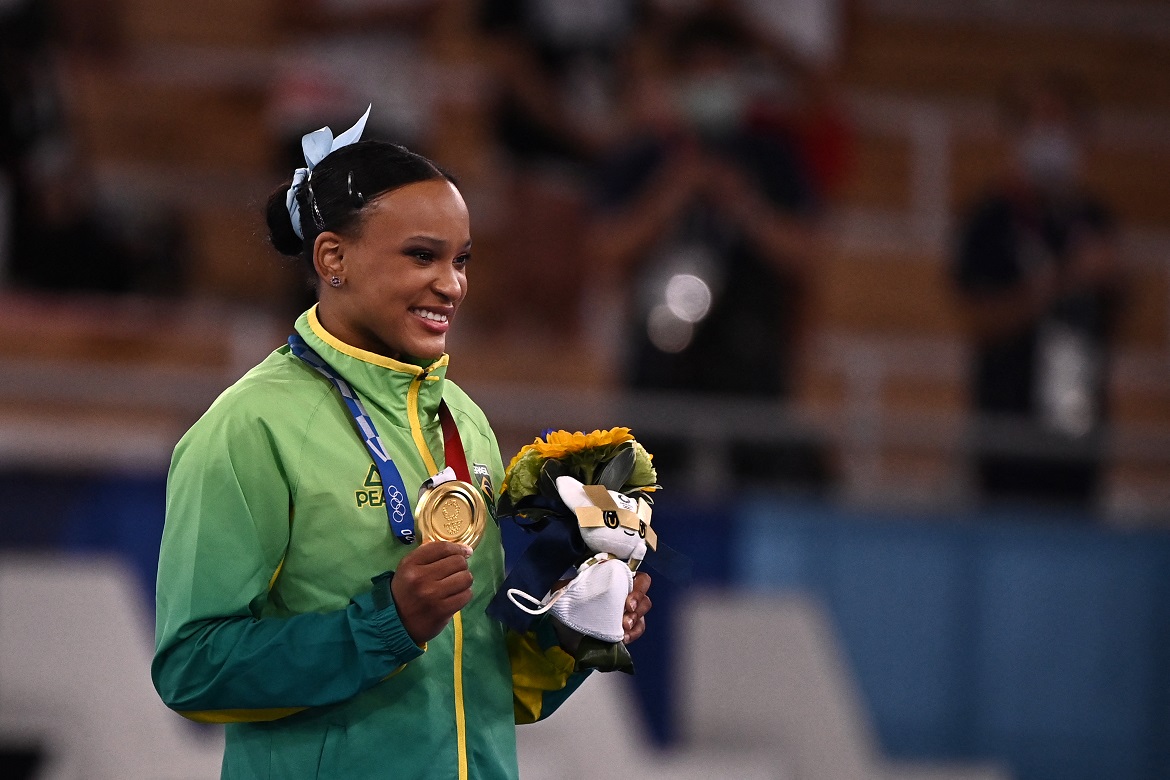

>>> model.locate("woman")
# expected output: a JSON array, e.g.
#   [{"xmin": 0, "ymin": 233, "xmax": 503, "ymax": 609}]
[{"xmin": 152, "ymin": 109, "xmax": 652, "ymax": 779}]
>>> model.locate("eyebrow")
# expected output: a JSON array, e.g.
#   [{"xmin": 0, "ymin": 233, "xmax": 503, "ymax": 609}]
[{"xmin": 405, "ymin": 235, "xmax": 473, "ymax": 249}]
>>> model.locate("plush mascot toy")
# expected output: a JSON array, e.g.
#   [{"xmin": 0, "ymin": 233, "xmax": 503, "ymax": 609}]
[
  {"xmin": 505, "ymin": 476, "xmax": 656, "ymax": 672},
  {"xmin": 487, "ymin": 428, "xmax": 659, "ymax": 673}
]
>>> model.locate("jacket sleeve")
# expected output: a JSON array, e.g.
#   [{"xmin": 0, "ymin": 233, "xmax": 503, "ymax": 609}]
[
  {"xmin": 508, "ymin": 618, "xmax": 591, "ymax": 724},
  {"xmin": 152, "ymin": 402, "xmax": 423, "ymax": 723}
]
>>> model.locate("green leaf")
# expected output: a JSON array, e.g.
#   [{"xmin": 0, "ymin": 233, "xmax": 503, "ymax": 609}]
[
  {"xmin": 504, "ymin": 449, "xmax": 544, "ymax": 504},
  {"xmin": 539, "ymin": 458, "xmax": 571, "ymax": 498},
  {"xmin": 597, "ymin": 444, "xmax": 636, "ymax": 491},
  {"xmin": 627, "ymin": 440, "xmax": 657, "ymax": 488}
]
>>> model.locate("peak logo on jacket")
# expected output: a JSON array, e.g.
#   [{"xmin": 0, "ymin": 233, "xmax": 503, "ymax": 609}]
[
  {"xmin": 355, "ymin": 465, "xmax": 384, "ymax": 508},
  {"xmin": 355, "ymin": 465, "xmax": 408, "ymax": 524}
]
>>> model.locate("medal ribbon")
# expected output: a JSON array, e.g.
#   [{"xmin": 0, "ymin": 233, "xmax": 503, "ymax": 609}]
[
  {"xmin": 289, "ymin": 334, "xmax": 417, "ymax": 544},
  {"xmin": 438, "ymin": 402, "xmax": 472, "ymax": 483},
  {"xmin": 288, "ymin": 334, "xmax": 475, "ymax": 545}
]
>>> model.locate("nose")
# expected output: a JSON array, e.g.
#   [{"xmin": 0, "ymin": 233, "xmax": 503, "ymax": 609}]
[{"xmin": 432, "ymin": 258, "xmax": 465, "ymax": 302}]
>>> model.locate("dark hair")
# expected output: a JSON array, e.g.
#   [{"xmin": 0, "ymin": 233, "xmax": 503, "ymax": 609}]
[{"xmin": 265, "ymin": 140, "xmax": 455, "ymax": 270}]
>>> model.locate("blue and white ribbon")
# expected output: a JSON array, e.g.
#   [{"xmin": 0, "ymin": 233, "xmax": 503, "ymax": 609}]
[
  {"xmin": 288, "ymin": 333, "xmax": 415, "ymax": 544},
  {"xmin": 286, "ymin": 105, "xmax": 372, "ymax": 240}
]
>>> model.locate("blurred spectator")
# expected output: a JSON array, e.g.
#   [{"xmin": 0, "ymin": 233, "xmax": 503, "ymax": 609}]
[
  {"xmin": 8, "ymin": 141, "xmax": 190, "ymax": 295},
  {"xmin": 0, "ymin": 1, "xmax": 57, "ymax": 159},
  {"xmin": 8, "ymin": 145, "xmax": 133, "ymax": 292},
  {"xmin": 471, "ymin": 0, "xmax": 655, "ymax": 335},
  {"xmin": 477, "ymin": 0, "xmax": 649, "ymax": 168},
  {"xmin": 0, "ymin": 0, "xmax": 62, "ymax": 283},
  {"xmin": 1, "ymin": 0, "xmax": 186, "ymax": 296},
  {"xmin": 952, "ymin": 72, "xmax": 1124, "ymax": 508},
  {"xmin": 716, "ymin": 0, "xmax": 855, "ymax": 199},
  {"xmin": 588, "ymin": 9, "xmax": 825, "ymax": 488},
  {"xmin": 270, "ymin": 0, "xmax": 441, "ymax": 165}
]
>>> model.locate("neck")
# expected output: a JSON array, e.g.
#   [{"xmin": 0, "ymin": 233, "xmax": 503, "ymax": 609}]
[
  {"xmin": 307, "ymin": 304, "xmax": 447, "ymax": 375},
  {"xmin": 315, "ymin": 301, "xmax": 405, "ymax": 361}
]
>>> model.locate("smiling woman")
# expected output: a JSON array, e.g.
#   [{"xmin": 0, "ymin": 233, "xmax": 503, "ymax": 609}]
[
  {"xmin": 312, "ymin": 179, "xmax": 471, "ymax": 361},
  {"xmin": 151, "ymin": 108, "xmax": 653, "ymax": 780}
]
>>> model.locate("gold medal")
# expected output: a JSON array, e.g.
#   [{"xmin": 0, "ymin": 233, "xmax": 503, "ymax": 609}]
[{"xmin": 415, "ymin": 480, "xmax": 487, "ymax": 549}]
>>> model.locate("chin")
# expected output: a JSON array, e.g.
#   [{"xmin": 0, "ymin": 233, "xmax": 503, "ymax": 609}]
[{"xmin": 407, "ymin": 341, "xmax": 447, "ymax": 362}]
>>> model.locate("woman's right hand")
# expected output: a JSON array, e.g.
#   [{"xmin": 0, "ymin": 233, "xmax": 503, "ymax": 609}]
[{"xmin": 390, "ymin": 541, "xmax": 474, "ymax": 644}]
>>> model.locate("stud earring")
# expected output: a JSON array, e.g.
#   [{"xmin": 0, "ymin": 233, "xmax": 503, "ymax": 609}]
[{"xmin": 330, "ymin": 276, "xmax": 342, "ymax": 288}]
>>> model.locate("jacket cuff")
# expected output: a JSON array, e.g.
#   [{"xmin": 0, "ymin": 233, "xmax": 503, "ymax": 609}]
[{"xmin": 364, "ymin": 571, "xmax": 426, "ymax": 661}]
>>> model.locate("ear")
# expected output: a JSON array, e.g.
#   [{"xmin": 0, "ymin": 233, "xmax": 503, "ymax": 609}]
[
  {"xmin": 554, "ymin": 476, "xmax": 588, "ymax": 510},
  {"xmin": 312, "ymin": 231, "xmax": 346, "ymax": 286}
]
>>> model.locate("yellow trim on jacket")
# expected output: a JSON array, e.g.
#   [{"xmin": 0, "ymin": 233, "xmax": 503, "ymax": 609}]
[{"xmin": 308, "ymin": 305, "xmax": 449, "ymax": 376}]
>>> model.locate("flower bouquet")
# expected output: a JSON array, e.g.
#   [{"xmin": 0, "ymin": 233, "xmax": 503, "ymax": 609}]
[
  {"xmin": 487, "ymin": 427, "xmax": 659, "ymax": 673},
  {"xmin": 498, "ymin": 427, "xmax": 658, "ymax": 520}
]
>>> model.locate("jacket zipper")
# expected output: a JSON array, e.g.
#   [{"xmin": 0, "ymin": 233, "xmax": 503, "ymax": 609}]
[{"xmin": 406, "ymin": 373, "xmax": 469, "ymax": 780}]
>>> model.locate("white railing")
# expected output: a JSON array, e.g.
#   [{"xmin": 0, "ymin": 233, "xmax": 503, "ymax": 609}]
[{"xmin": 1, "ymin": 323, "xmax": 1169, "ymax": 517}]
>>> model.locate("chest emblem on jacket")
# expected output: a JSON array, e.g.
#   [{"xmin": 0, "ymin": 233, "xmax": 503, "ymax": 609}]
[
  {"xmin": 355, "ymin": 464, "xmax": 408, "ymax": 524},
  {"xmin": 473, "ymin": 463, "xmax": 494, "ymax": 504}
]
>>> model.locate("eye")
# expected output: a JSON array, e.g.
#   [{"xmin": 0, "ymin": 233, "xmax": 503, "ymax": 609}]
[
  {"xmin": 407, "ymin": 249, "xmax": 435, "ymax": 262},
  {"xmin": 454, "ymin": 252, "xmax": 471, "ymax": 267}
]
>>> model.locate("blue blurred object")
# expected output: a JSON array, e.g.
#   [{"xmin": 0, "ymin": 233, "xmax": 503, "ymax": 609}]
[
  {"xmin": 0, "ymin": 471, "xmax": 94, "ymax": 548},
  {"xmin": 736, "ymin": 498, "xmax": 1170, "ymax": 780},
  {"xmin": 60, "ymin": 475, "xmax": 168, "ymax": 603}
]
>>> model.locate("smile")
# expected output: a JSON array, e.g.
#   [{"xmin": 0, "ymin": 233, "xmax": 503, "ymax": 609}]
[{"xmin": 410, "ymin": 308, "xmax": 449, "ymax": 323}]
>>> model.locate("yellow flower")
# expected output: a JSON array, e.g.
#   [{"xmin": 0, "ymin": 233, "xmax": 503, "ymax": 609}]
[
  {"xmin": 532, "ymin": 428, "xmax": 633, "ymax": 460},
  {"xmin": 501, "ymin": 427, "xmax": 639, "ymax": 499}
]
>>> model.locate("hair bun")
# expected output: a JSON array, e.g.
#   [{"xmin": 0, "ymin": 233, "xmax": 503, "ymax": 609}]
[{"xmin": 265, "ymin": 183, "xmax": 306, "ymax": 257}]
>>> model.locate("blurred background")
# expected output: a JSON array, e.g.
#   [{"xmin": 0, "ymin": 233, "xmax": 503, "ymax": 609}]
[{"xmin": 1, "ymin": 0, "xmax": 1169, "ymax": 778}]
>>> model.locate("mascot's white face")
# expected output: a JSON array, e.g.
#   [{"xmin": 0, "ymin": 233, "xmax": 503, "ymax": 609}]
[
  {"xmin": 555, "ymin": 476, "xmax": 649, "ymax": 561},
  {"xmin": 581, "ymin": 520, "xmax": 647, "ymax": 561}
]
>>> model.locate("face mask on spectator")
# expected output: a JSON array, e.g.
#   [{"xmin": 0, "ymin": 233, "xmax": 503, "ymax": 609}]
[
  {"xmin": 676, "ymin": 72, "xmax": 749, "ymax": 138},
  {"xmin": 1016, "ymin": 125, "xmax": 1083, "ymax": 190}
]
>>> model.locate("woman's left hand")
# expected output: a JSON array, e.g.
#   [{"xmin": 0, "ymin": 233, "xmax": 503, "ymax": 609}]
[{"xmin": 623, "ymin": 572, "xmax": 652, "ymax": 644}]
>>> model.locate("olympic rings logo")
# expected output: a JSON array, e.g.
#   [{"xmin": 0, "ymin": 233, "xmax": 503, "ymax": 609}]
[{"xmin": 387, "ymin": 485, "xmax": 407, "ymax": 523}]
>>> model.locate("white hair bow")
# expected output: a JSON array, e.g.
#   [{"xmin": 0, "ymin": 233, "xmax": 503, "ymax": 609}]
[{"xmin": 286, "ymin": 104, "xmax": 372, "ymax": 240}]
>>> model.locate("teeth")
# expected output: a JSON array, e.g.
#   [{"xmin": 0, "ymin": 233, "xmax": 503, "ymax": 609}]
[{"xmin": 412, "ymin": 308, "xmax": 448, "ymax": 323}]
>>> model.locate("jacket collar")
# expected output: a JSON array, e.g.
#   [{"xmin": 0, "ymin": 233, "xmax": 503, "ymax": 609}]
[{"xmin": 294, "ymin": 305, "xmax": 448, "ymax": 428}]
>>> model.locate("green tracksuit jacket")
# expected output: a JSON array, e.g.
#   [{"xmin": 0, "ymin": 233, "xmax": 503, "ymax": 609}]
[{"xmin": 154, "ymin": 307, "xmax": 585, "ymax": 779}]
